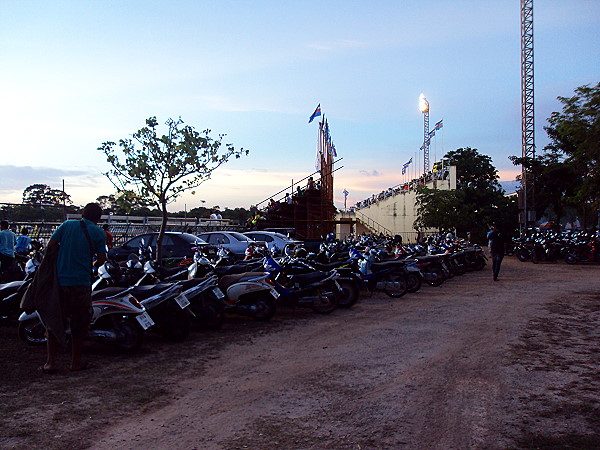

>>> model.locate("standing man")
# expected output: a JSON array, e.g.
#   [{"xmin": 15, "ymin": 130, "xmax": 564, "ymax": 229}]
[
  {"xmin": 488, "ymin": 224, "xmax": 506, "ymax": 282},
  {"xmin": 41, "ymin": 203, "xmax": 106, "ymax": 373},
  {"xmin": 0, "ymin": 220, "xmax": 17, "ymax": 277}
]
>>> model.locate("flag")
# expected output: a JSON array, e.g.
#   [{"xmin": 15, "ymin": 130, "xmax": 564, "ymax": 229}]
[
  {"xmin": 308, "ymin": 104, "xmax": 322, "ymax": 123},
  {"xmin": 330, "ymin": 142, "xmax": 337, "ymax": 157},
  {"xmin": 343, "ymin": 189, "xmax": 349, "ymax": 196},
  {"xmin": 402, "ymin": 157, "xmax": 413, "ymax": 175},
  {"xmin": 435, "ymin": 119, "xmax": 443, "ymax": 130},
  {"xmin": 428, "ymin": 129, "xmax": 436, "ymax": 138}
]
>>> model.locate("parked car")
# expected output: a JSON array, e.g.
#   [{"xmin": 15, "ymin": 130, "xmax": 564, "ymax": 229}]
[
  {"xmin": 108, "ymin": 232, "xmax": 211, "ymax": 265},
  {"xmin": 197, "ymin": 231, "xmax": 260, "ymax": 258},
  {"xmin": 243, "ymin": 231, "xmax": 302, "ymax": 255}
]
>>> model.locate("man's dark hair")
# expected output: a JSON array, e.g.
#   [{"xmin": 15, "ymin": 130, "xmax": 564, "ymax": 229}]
[
  {"xmin": 82, "ymin": 203, "xmax": 103, "ymax": 223},
  {"xmin": 0, "ymin": 220, "xmax": 8, "ymax": 229}
]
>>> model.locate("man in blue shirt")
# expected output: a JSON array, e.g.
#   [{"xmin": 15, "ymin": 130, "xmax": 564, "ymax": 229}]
[
  {"xmin": 41, "ymin": 203, "xmax": 106, "ymax": 374},
  {"xmin": 0, "ymin": 220, "xmax": 17, "ymax": 277}
]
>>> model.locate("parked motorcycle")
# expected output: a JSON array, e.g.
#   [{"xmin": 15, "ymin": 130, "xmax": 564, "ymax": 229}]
[{"xmin": 18, "ymin": 288, "xmax": 151, "ymax": 352}]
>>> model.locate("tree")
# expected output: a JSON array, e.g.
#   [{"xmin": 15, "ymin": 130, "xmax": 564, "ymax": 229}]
[
  {"xmin": 22, "ymin": 184, "xmax": 72, "ymax": 206},
  {"xmin": 416, "ymin": 148, "xmax": 518, "ymax": 242},
  {"xmin": 99, "ymin": 116, "xmax": 249, "ymax": 262},
  {"xmin": 544, "ymin": 82, "xmax": 599, "ymax": 224},
  {"xmin": 510, "ymin": 83, "xmax": 599, "ymax": 227},
  {"xmin": 414, "ymin": 186, "xmax": 472, "ymax": 233}
]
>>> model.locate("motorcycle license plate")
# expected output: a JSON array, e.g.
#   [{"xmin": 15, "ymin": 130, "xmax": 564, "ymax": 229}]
[
  {"xmin": 136, "ymin": 312, "xmax": 155, "ymax": 330},
  {"xmin": 270, "ymin": 288, "xmax": 280, "ymax": 299},
  {"xmin": 175, "ymin": 293, "xmax": 190, "ymax": 309},
  {"xmin": 212, "ymin": 287, "xmax": 225, "ymax": 299}
]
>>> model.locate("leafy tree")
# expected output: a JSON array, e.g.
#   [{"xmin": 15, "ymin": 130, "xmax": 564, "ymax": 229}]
[
  {"xmin": 416, "ymin": 148, "xmax": 518, "ymax": 242},
  {"xmin": 510, "ymin": 83, "xmax": 599, "ymax": 227},
  {"xmin": 544, "ymin": 82, "xmax": 599, "ymax": 224},
  {"xmin": 99, "ymin": 116, "xmax": 249, "ymax": 262},
  {"xmin": 22, "ymin": 184, "xmax": 72, "ymax": 206},
  {"xmin": 414, "ymin": 187, "xmax": 472, "ymax": 233}
]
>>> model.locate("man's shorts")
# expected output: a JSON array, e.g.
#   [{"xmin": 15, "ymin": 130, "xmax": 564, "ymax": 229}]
[{"xmin": 59, "ymin": 285, "xmax": 93, "ymax": 339}]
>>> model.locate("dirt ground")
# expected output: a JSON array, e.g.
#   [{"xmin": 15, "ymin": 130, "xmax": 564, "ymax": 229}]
[{"xmin": 1, "ymin": 256, "xmax": 599, "ymax": 449}]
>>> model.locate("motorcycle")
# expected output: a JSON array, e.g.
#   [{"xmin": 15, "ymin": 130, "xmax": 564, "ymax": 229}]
[
  {"xmin": 263, "ymin": 256, "xmax": 341, "ymax": 313},
  {"xmin": 18, "ymin": 288, "xmax": 151, "ymax": 352},
  {"xmin": 94, "ymin": 260, "xmax": 193, "ymax": 341}
]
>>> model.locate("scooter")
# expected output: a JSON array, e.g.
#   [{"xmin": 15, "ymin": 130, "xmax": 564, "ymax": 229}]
[
  {"xmin": 18, "ymin": 288, "xmax": 151, "ymax": 352},
  {"xmin": 263, "ymin": 256, "xmax": 341, "ymax": 314}
]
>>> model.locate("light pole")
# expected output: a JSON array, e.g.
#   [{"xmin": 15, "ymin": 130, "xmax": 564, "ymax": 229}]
[{"xmin": 419, "ymin": 93, "xmax": 430, "ymax": 174}]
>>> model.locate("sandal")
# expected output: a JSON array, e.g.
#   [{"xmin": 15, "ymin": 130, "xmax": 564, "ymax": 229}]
[
  {"xmin": 39, "ymin": 365, "xmax": 57, "ymax": 375},
  {"xmin": 70, "ymin": 362, "xmax": 97, "ymax": 372}
]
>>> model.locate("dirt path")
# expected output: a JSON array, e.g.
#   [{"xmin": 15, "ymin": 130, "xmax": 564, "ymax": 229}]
[
  {"xmin": 91, "ymin": 258, "xmax": 600, "ymax": 449},
  {"xmin": 2, "ymin": 257, "xmax": 600, "ymax": 449}
]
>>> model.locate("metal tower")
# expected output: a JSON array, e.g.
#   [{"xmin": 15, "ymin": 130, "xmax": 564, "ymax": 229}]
[{"xmin": 521, "ymin": 0, "xmax": 535, "ymax": 225}]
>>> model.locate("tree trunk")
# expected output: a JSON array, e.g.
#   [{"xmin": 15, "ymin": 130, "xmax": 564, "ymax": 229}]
[{"xmin": 156, "ymin": 200, "xmax": 168, "ymax": 264}]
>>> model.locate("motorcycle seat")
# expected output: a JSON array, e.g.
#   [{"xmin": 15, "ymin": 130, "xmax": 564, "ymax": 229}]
[
  {"xmin": 129, "ymin": 283, "xmax": 177, "ymax": 300},
  {"xmin": 370, "ymin": 261, "xmax": 406, "ymax": 272},
  {"xmin": 219, "ymin": 272, "xmax": 267, "ymax": 290},
  {"xmin": 312, "ymin": 260, "xmax": 350, "ymax": 271},
  {"xmin": 288, "ymin": 271, "xmax": 331, "ymax": 285}
]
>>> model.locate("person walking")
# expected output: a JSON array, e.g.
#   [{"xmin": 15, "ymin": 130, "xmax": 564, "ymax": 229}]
[
  {"xmin": 41, "ymin": 203, "xmax": 107, "ymax": 373},
  {"xmin": 0, "ymin": 220, "xmax": 17, "ymax": 277},
  {"xmin": 488, "ymin": 224, "xmax": 507, "ymax": 281}
]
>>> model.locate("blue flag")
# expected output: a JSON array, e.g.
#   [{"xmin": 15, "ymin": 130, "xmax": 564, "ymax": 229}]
[
  {"xmin": 402, "ymin": 157, "xmax": 413, "ymax": 175},
  {"xmin": 308, "ymin": 104, "xmax": 322, "ymax": 123},
  {"xmin": 435, "ymin": 119, "xmax": 443, "ymax": 130}
]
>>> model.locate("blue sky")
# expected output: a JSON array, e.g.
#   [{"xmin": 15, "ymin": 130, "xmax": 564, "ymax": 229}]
[{"xmin": 1, "ymin": 0, "xmax": 598, "ymax": 211}]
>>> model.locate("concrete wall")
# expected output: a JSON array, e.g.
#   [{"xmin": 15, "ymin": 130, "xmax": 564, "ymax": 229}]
[{"xmin": 336, "ymin": 166, "xmax": 456, "ymax": 239}]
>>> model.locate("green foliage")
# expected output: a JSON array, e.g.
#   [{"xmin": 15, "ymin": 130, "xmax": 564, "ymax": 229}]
[
  {"xmin": 511, "ymin": 82, "xmax": 599, "ymax": 227},
  {"xmin": 416, "ymin": 147, "xmax": 519, "ymax": 242},
  {"xmin": 544, "ymin": 82, "xmax": 599, "ymax": 209},
  {"xmin": 99, "ymin": 116, "xmax": 249, "ymax": 261},
  {"xmin": 22, "ymin": 184, "xmax": 72, "ymax": 206},
  {"xmin": 414, "ymin": 187, "xmax": 471, "ymax": 232}
]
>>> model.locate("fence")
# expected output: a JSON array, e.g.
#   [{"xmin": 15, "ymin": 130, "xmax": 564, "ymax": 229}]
[{"xmin": 10, "ymin": 215, "xmax": 245, "ymax": 246}]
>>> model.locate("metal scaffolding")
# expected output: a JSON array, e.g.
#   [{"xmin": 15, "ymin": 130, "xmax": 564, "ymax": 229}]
[{"xmin": 521, "ymin": 0, "xmax": 535, "ymax": 226}]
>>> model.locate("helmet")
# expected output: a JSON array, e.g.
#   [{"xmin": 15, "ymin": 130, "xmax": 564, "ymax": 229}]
[{"xmin": 295, "ymin": 247, "xmax": 308, "ymax": 258}]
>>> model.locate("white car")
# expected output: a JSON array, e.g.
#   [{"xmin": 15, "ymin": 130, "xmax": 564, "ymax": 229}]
[
  {"xmin": 197, "ymin": 231, "xmax": 257, "ymax": 257},
  {"xmin": 243, "ymin": 231, "xmax": 302, "ymax": 255}
]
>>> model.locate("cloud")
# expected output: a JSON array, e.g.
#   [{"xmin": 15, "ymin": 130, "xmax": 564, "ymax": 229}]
[
  {"xmin": 359, "ymin": 170, "xmax": 381, "ymax": 177},
  {"xmin": 0, "ymin": 165, "xmax": 88, "ymax": 190}
]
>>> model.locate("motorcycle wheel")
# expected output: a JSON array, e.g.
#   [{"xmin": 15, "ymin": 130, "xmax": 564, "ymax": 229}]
[
  {"xmin": 197, "ymin": 304, "xmax": 225, "ymax": 330},
  {"xmin": 531, "ymin": 251, "xmax": 540, "ymax": 264},
  {"xmin": 18, "ymin": 318, "xmax": 47, "ymax": 346},
  {"xmin": 473, "ymin": 256, "xmax": 486, "ymax": 271},
  {"xmin": 516, "ymin": 249, "xmax": 530, "ymax": 262},
  {"xmin": 312, "ymin": 283, "xmax": 339, "ymax": 314},
  {"xmin": 112, "ymin": 318, "xmax": 144, "ymax": 352},
  {"xmin": 250, "ymin": 293, "xmax": 277, "ymax": 321},
  {"xmin": 336, "ymin": 280, "xmax": 360, "ymax": 308},
  {"xmin": 426, "ymin": 268, "xmax": 445, "ymax": 287},
  {"xmin": 565, "ymin": 253, "xmax": 578, "ymax": 265},
  {"xmin": 383, "ymin": 271, "xmax": 408, "ymax": 298},
  {"xmin": 406, "ymin": 273, "xmax": 422, "ymax": 293},
  {"xmin": 153, "ymin": 305, "xmax": 190, "ymax": 342}
]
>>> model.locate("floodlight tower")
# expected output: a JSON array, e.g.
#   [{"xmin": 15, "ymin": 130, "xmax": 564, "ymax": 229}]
[
  {"xmin": 521, "ymin": 0, "xmax": 535, "ymax": 227},
  {"xmin": 419, "ymin": 93, "xmax": 430, "ymax": 173}
]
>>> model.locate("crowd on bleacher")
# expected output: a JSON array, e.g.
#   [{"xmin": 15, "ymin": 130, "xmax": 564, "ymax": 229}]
[{"xmin": 352, "ymin": 167, "xmax": 450, "ymax": 212}]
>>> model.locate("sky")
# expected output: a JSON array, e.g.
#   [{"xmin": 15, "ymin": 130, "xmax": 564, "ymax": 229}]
[{"xmin": 1, "ymin": 0, "xmax": 598, "ymax": 212}]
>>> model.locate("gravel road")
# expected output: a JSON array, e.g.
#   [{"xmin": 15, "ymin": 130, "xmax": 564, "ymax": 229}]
[
  {"xmin": 2, "ymin": 256, "xmax": 599, "ymax": 449},
  {"xmin": 90, "ymin": 257, "xmax": 600, "ymax": 449}
]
